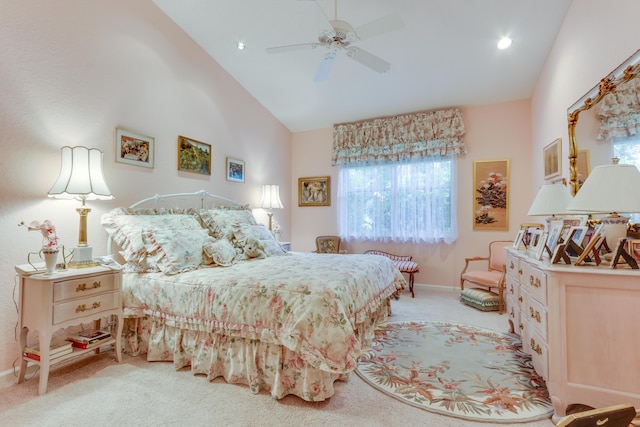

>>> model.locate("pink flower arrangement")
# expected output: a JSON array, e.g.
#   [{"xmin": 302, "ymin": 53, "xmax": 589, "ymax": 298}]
[{"xmin": 19, "ymin": 219, "xmax": 60, "ymax": 250}]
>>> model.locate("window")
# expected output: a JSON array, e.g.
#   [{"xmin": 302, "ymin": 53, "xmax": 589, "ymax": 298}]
[
  {"xmin": 337, "ymin": 156, "xmax": 457, "ymax": 244},
  {"xmin": 612, "ymin": 135, "xmax": 640, "ymax": 222}
]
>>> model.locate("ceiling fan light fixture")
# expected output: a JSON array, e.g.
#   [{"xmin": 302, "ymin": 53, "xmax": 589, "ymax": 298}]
[{"xmin": 497, "ymin": 37, "xmax": 512, "ymax": 50}]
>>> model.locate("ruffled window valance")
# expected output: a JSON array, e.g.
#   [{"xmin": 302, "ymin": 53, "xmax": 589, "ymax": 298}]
[
  {"xmin": 597, "ymin": 77, "xmax": 640, "ymax": 140},
  {"xmin": 331, "ymin": 108, "xmax": 466, "ymax": 166}
]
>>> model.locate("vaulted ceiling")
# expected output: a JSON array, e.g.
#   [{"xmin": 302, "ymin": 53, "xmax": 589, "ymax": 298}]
[{"xmin": 153, "ymin": 0, "xmax": 572, "ymax": 132}]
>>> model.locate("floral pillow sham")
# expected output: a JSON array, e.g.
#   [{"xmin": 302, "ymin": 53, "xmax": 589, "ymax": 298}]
[
  {"xmin": 101, "ymin": 208, "xmax": 203, "ymax": 271},
  {"xmin": 198, "ymin": 207, "xmax": 257, "ymax": 240}
]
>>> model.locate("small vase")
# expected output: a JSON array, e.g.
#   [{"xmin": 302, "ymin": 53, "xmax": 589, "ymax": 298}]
[{"xmin": 42, "ymin": 248, "xmax": 59, "ymax": 274}]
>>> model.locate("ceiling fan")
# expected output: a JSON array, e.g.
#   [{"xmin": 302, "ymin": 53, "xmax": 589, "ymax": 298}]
[{"xmin": 265, "ymin": 0, "xmax": 404, "ymax": 82}]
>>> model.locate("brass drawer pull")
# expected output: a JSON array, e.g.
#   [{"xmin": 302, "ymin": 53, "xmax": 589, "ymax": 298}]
[
  {"xmin": 530, "ymin": 338, "xmax": 542, "ymax": 355},
  {"xmin": 76, "ymin": 281, "xmax": 101, "ymax": 292},
  {"xmin": 529, "ymin": 306, "xmax": 541, "ymax": 322},
  {"xmin": 75, "ymin": 301, "xmax": 101, "ymax": 313}
]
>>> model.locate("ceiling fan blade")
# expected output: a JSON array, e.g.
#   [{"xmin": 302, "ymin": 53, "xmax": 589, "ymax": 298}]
[
  {"xmin": 354, "ymin": 14, "xmax": 404, "ymax": 41},
  {"xmin": 265, "ymin": 43, "xmax": 322, "ymax": 54},
  {"xmin": 346, "ymin": 47, "xmax": 390, "ymax": 74},
  {"xmin": 314, "ymin": 53, "xmax": 336, "ymax": 82}
]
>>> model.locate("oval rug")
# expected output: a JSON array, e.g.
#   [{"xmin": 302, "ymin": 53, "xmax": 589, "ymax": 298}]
[{"xmin": 356, "ymin": 321, "xmax": 553, "ymax": 423}]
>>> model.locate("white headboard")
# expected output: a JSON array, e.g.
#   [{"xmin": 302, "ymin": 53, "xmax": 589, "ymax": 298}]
[
  {"xmin": 129, "ymin": 189, "xmax": 242, "ymax": 209},
  {"xmin": 105, "ymin": 190, "xmax": 244, "ymax": 257}
]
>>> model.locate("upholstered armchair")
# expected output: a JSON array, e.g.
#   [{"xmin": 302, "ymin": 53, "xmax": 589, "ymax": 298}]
[{"xmin": 460, "ymin": 241, "xmax": 512, "ymax": 313}]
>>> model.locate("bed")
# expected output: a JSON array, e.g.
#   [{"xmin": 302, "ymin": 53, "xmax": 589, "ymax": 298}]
[{"xmin": 101, "ymin": 190, "xmax": 406, "ymax": 401}]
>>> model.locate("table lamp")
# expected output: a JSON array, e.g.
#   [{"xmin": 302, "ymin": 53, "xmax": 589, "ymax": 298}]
[
  {"xmin": 527, "ymin": 184, "xmax": 574, "ymax": 227},
  {"xmin": 567, "ymin": 158, "xmax": 640, "ymax": 249},
  {"xmin": 259, "ymin": 184, "xmax": 283, "ymax": 232},
  {"xmin": 48, "ymin": 146, "xmax": 114, "ymax": 267}
]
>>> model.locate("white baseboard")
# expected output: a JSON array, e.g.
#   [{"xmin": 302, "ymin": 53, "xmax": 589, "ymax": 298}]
[
  {"xmin": 413, "ymin": 283, "xmax": 460, "ymax": 293},
  {"xmin": 0, "ymin": 363, "xmax": 37, "ymax": 389}
]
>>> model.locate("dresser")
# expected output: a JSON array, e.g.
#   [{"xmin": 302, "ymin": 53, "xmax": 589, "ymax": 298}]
[
  {"xmin": 16, "ymin": 266, "xmax": 123, "ymax": 395},
  {"xmin": 505, "ymin": 248, "xmax": 640, "ymax": 422}
]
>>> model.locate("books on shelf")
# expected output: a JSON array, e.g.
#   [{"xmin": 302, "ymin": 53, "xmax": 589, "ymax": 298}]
[
  {"xmin": 23, "ymin": 340, "xmax": 72, "ymax": 356},
  {"xmin": 24, "ymin": 346, "xmax": 73, "ymax": 361},
  {"xmin": 66, "ymin": 329, "xmax": 112, "ymax": 348}
]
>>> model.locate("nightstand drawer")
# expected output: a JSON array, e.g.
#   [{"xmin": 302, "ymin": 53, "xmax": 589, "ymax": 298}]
[
  {"xmin": 53, "ymin": 291, "xmax": 120, "ymax": 324},
  {"xmin": 54, "ymin": 273, "xmax": 116, "ymax": 302}
]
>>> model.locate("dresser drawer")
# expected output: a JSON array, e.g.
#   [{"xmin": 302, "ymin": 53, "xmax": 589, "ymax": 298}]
[
  {"xmin": 506, "ymin": 252, "xmax": 521, "ymax": 279},
  {"xmin": 525, "ymin": 329, "xmax": 548, "ymax": 381},
  {"xmin": 53, "ymin": 273, "xmax": 116, "ymax": 302},
  {"xmin": 53, "ymin": 291, "xmax": 120, "ymax": 324},
  {"xmin": 522, "ymin": 262, "xmax": 547, "ymax": 305},
  {"xmin": 525, "ymin": 292, "xmax": 548, "ymax": 340}
]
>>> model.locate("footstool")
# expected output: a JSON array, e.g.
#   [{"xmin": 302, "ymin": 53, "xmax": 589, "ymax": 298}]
[{"xmin": 460, "ymin": 288, "xmax": 501, "ymax": 312}]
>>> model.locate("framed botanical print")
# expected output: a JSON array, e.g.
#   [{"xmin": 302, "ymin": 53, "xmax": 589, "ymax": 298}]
[
  {"xmin": 177, "ymin": 135, "xmax": 211, "ymax": 175},
  {"xmin": 115, "ymin": 128, "xmax": 154, "ymax": 168},
  {"xmin": 473, "ymin": 159, "xmax": 509, "ymax": 231},
  {"xmin": 298, "ymin": 176, "xmax": 330, "ymax": 206}
]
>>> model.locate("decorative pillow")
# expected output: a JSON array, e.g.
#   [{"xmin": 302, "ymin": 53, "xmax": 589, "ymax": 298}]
[
  {"xmin": 142, "ymin": 228, "xmax": 209, "ymax": 275},
  {"xmin": 199, "ymin": 207, "xmax": 257, "ymax": 240},
  {"xmin": 203, "ymin": 239, "xmax": 238, "ymax": 266},
  {"xmin": 101, "ymin": 208, "xmax": 203, "ymax": 270},
  {"xmin": 232, "ymin": 224, "xmax": 287, "ymax": 258}
]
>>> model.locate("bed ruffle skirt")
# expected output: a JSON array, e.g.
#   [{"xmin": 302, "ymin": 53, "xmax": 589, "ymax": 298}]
[{"xmin": 122, "ymin": 298, "xmax": 391, "ymax": 401}]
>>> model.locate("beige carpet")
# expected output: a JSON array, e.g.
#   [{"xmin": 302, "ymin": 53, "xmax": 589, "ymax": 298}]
[{"xmin": 0, "ymin": 286, "xmax": 555, "ymax": 427}]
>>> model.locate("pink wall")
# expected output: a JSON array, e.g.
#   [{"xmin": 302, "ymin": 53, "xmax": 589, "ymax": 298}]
[
  {"xmin": 0, "ymin": 1, "xmax": 291, "ymax": 374},
  {"xmin": 291, "ymin": 100, "xmax": 533, "ymax": 288},
  {"xmin": 531, "ymin": 0, "xmax": 640, "ymax": 189}
]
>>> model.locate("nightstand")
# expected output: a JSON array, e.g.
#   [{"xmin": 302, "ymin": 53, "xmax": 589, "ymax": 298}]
[{"xmin": 15, "ymin": 265, "xmax": 123, "ymax": 395}]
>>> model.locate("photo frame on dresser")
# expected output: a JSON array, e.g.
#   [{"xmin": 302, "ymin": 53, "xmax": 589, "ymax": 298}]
[
  {"xmin": 531, "ymin": 231, "xmax": 548, "ymax": 260},
  {"xmin": 545, "ymin": 224, "xmax": 562, "ymax": 256}
]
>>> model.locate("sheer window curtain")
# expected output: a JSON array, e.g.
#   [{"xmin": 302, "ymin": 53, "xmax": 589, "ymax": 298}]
[{"xmin": 338, "ymin": 158, "xmax": 457, "ymax": 243}]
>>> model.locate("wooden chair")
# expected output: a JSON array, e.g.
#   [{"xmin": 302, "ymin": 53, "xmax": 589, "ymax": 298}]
[
  {"xmin": 460, "ymin": 241, "xmax": 512, "ymax": 314},
  {"xmin": 315, "ymin": 236, "xmax": 341, "ymax": 254},
  {"xmin": 363, "ymin": 250, "xmax": 419, "ymax": 297}
]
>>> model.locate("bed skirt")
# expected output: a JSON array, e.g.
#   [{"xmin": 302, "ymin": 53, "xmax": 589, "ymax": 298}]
[{"xmin": 122, "ymin": 298, "xmax": 391, "ymax": 401}]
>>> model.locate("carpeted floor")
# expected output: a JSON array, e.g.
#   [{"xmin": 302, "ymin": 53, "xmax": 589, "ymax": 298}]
[{"xmin": 0, "ymin": 285, "xmax": 556, "ymax": 427}]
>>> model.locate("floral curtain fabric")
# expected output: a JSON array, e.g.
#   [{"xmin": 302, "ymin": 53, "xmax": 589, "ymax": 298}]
[
  {"xmin": 331, "ymin": 108, "xmax": 466, "ymax": 166},
  {"xmin": 596, "ymin": 75, "xmax": 640, "ymax": 140}
]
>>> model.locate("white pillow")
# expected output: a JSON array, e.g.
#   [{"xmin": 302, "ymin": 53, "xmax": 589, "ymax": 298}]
[
  {"xmin": 203, "ymin": 239, "xmax": 238, "ymax": 266},
  {"xmin": 143, "ymin": 228, "xmax": 209, "ymax": 275}
]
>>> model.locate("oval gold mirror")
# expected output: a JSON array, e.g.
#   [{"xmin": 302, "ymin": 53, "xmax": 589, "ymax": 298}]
[{"xmin": 567, "ymin": 49, "xmax": 640, "ymax": 195}]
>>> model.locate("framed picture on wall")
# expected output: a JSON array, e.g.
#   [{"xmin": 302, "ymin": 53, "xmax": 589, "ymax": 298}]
[
  {"xmin": 543, "ymin": 138, "xmax": 561, "ymax": 180},
  {"xmin": 226, "ymin": 157, "xmax": 245, "ymax": 183},
  {"xmin": 298, "ymin": 176, "xmax": 330, "ymax": 206},
  {"xmin": 576, "ymin": 149, "xmax": 590, "ymax": 187},
  {"xmin": 177, "ymin": 135, "xmax": 211, "ymax": 175},
  {"xmin": 472, "ymin": 159, "xmax": 509, "ymax": 231},
  {"xmin": 115, "ymin": 128, "xmax": 154, "ymax": 168}
]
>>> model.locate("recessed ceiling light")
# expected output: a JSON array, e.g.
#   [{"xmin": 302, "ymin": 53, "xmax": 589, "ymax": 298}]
[
  {"xmin": 497, "ymin": 37, "xmax": 512, "ymax": 50},
  {"xmin": 237, "ymin": 41, "xmax": 245, "ymax": 50}
]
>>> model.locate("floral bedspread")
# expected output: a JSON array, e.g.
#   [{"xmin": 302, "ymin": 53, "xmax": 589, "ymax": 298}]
[{"xmin": 121, "ymin": 253, "xmax": 406, "ymax": 375}]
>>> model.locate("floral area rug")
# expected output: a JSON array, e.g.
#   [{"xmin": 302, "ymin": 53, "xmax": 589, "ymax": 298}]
[{"xmin": 356, "ymin": 321, "xmax": 553, "ymax": 423}]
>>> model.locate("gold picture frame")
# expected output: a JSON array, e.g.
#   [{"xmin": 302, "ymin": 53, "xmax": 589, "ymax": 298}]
[
  {"xmin": 177, "ymin": 135, "xmax": 211, "ymax": 175},
  {"xmin": 298, "ymin": 176, "xmax": 330, "ymax": 206},
  {"xmin": 473, "ymin": 159, "xmax": 509, "ymax": 231},
  {"xmin": 543, "ymin": 138, "xmax": 561, "ymax": 180}
]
